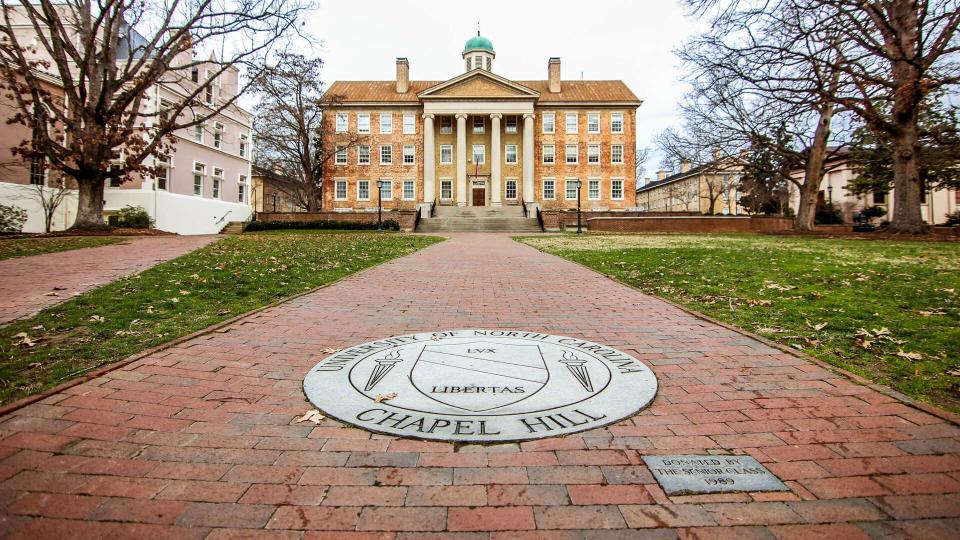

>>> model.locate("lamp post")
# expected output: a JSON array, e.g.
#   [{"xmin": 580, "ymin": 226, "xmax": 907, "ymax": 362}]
[
  {"xmin": 377, "ymin": 180, "xmax": 384, "ymax": 231},
  {"xmin": 576, "ymin": 179, "xmax": 583, "ymax": 234},
  {"xmin": 827, "ymin": 185, "xmax": 833, "ymax": 205}
]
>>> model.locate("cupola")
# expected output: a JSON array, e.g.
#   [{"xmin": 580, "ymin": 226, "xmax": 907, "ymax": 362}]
[{"xmin": 463, "ymin": 32, "xmax": 495, "ymax": 72}]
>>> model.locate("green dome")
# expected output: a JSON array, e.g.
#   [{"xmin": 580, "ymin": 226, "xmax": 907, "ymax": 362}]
[{"xmin": 463, "ymin": 34, "xmax": 494, "ymax": 53}]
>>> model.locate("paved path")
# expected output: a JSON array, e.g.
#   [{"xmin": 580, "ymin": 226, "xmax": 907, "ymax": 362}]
[
  {"xmin": 0, "ymin": 236, "xmax": 218, "ymax": 325},
  {"xmin": 0, "ymin": 233, "xmax": 957, "ymax": 538}
]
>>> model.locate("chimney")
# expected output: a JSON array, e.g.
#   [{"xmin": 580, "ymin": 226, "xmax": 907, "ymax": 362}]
[
  {"xmin": 643, "ymin": 176, "xmax": 651, "ymax": 186},
  {"xmin": 656, "ymin": 170, "xmax": 669, "ymax": 181},
  {"xmin": 396, "ymin": 57, "xmax": 409, "ymax": 94},
  {"xmin": 548, "ymin": 57, "xmax": 561, "ymax": 93},
  {"xmin": 680, "ymin": 161, "xmax": 691, "ymax": 173}
]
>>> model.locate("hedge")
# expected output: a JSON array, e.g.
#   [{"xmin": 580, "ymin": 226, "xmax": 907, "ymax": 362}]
[{"xmin": 244, "ymin": 219, "xmax": 400, "ymax": 232}]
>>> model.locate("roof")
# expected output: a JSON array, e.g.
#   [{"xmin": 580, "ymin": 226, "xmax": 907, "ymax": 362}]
[
  {"xmin": 464, "ymin": 34, "xmax": 494, "ymax": 53},
  {"xmin": 637, "ymin": 159, "xmax": 742, "ymax": 193},
  {"xmin": 326, "ymin": 79, "xmax": 640, "ymax": 104}
]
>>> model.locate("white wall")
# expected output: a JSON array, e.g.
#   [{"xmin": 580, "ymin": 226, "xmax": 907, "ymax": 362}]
[
  {"xmin": 0, "ymin": 182, "xmax": 79, "ymax": 232},
  {"xmin": 105, "ymin": 185, "xmax": 251, "ymax": 235}
]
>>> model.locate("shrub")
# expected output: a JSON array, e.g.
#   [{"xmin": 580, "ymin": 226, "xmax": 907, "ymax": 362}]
[
  {"xmin": 946, "ymin": 210, "xmax": 960, "ymax": 226},
  {"xmin": 815, "ymin": 204, "xmax": 844, "ymax": 225},
  {"xmin": 244, "ymin": 219, "xmax": 400, "ymax": 232},
  {"xmin": 0, "ymin": 203, "xmax": 28, "ymax": 233},
  {"xmin": 108, "ymin": 205, "xmax": 153, "ymax": 228},
  {"xmin": 861, "ymin": 206, "xmax": 887, "ymax": 220}
]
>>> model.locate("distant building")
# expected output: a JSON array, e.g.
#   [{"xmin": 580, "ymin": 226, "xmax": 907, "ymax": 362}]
[
  {"xmin": 250, "ymin": 165, "xmax": 304, "ymax": 213},
  {"xmin": 636, "ymin": 158, "xmax": 744, "ymax": 214}
]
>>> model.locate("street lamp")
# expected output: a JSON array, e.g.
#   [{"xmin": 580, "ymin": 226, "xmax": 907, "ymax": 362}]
[
  {"xmin": 576, "ymin": 179, "xmax": 583, "ymax": 234},
  {"xmin": 827, "ymin": 185, "xmax": 833, "ymax": 205},
  {"xmin": 377, "ymin": 180, "xmax": 384, "ymax": 231}
]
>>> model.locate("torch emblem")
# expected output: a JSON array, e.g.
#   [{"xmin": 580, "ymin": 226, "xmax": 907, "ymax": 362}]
[
  {"xmin": 364, "ymin": 350, "xmax": 402, "ymax": 391},
  {"xmin": 560, "ymin": 351, "xmax": 594, "ymax": 392}
]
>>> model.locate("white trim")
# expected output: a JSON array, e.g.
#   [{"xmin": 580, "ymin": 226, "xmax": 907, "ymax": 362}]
[
  {"xmin": 565, "ymin": 112, "xmax": 578, "ymax": 134},
  {"xmin": 335, "ymin": 112, "xmax": 349, "ymax": 133},
  {"xmin": 357, "ymin": 179, "xmax": 370, "ymax": 201},
  {"xmin": 192, "ymin": 161, "xmax": 206, "ymax": 197},
  {"xmin": 587, "ymin": 144, "xmax": 600, "ymax": 165},
  {"xmin": 358, "ymin": 145, "xmax": 371, "ymax": 165},
  {"xmin": 211, "ymin": 167, "xmax": 223, "ymax": 199},
  {"xmin": 505, "ymin": 178, "xmax": 518, "ymax": 200},
  {"xmin": 611, "ymin": 112, "xmax": 624, "ymax": 134},
  {"xmin": 542, "ymin": 144, "xmax": 555, "ymax": 165},
  {"xmin": 237, "ymin": 173, "xmax": 248, "ymax": 203},
  {"xmin": 505, "ymin": 144, "xmax": 518, "ymax": 165},
  {"xmin": 587, "ymin": 112, "xmax": 600, "ymax": 134},
  {"xmin": 380, "ymin": 144, "xmax": 393, "ymax": 165},
  {"xmin": 611, "ymin": 144, "xmax": 624, "ymax": 164},
  {"xmin": 440, "ymin": 144, "xmax": 453, "ymax": 164},
  {"xmin": 611, "ymin": 177, "xmax": 625, "ymax": 200},
  {"xmin": 542, "ymin": 177, "xmax": 556, "ymax": 200},
  {"xmin": 542, "ymin": 112, "xmax": 555, "ymax": 134},
  {"xmin": 588, "ymin": 178, "xmax": 601, "ymax": 201},
  {"xmin": 357, "ymin": 112, "xmax": 371, "ymax": 134},
  {"xmin": 565, "ymin": 144, "xmax": 579, "ymax": 164},
  {"xmin": 378, "ymin": 177, "xmax": 393, "ymax": 201},
  {"xmin": 402, "ymin": 178, "xmax": 416, "ymax": 201},
  {"xmin": 440, "ymin": 177, "xmax": 453, "ymax": 200},
  {"xmin": 335, "ymin": 145, "xmax": 348, "ymax": 165},
  {"xmin": 334, "ymin": 178, "xmax": 348, "ymax": 201},
  {"xmin": 380, "ymin": 112, "xmax": 393, "ymax": 134},
  {"xmin": 402, "ymin": 112, "xmax": 416, "ymax": 134},
  {"xmin": 472, "ymin": 144, "xmax": 485, "ymax": 165},
  {"xmin": 402, "ymin": 144, "xmax": 416, "ymax": 165},
  {"xmin": 564, "ymin": 177, "xmax": 579, "ymax": 200}
]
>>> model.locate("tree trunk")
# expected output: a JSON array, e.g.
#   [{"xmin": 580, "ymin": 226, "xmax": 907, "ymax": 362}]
[
  {"xmin": 887, "ymin": 69, "xmax": 926, "ymax": 232},
  {"xmin": 72, "ymin": 176, "xmax": 108, "ymax": 229},
  {"xmin": 794, "ymin": 103, "xmax": 835, "ymax": 231}
]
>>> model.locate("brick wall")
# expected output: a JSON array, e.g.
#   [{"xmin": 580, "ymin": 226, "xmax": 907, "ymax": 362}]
[
  {"xmin": 256, "ymin": 211, "xmax": 418, "ymax": 232},
  {"xmin": 585, "ymin": 216, "xmax": 794, "ymax": 233},
  {"xmin": 540, "ymin": 210, "xmax": 699, "ymax": 231}
]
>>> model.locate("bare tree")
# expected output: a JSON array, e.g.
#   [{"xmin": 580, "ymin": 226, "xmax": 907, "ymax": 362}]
[
  {"xmin": 634, "ymin": 146, "xmax": 651, "ymax": 189},
  {"xmin": 250, "ymin": 53, "xmax": 365, "ymax": 212},
  {"xmin": 0, "ymin": 0, "xmax": 309, "ymax": 229},
  {"xmin": 665, "ymin": 181, "xmax": 700, "ymax": 212},
  {"xmin": 703, "ymin": 173, "xmax": 740, "ymax": 215},
  {"xmin": 23, "ymin": 179, "xmax": 72, "ymax": 232}
]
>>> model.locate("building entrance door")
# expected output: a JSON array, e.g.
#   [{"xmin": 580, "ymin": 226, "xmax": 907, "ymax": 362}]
[{"xmin": 472, "ymin": 187, "xmax": 486, "ymax": 206}]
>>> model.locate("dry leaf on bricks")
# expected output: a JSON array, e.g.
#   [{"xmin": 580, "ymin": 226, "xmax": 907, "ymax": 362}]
[{"xmin": 294, "ymin": 409, "xmax": 325, "ymax": 425}]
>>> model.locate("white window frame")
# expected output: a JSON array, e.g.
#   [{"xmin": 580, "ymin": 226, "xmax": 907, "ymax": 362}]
[
  {"xmin": 402, "ymin": 113, "xmax": 416, "ymax": 134},
  {"xmin": 440, "ymin": 178, "xmax": 453, "ymax": 200},
  {"xmin": 239, "ymin": 134, "xmax": 248, "ymax": 158},
  {"xmin": 358, "ymin": 179, "xmax": 370, "ymax": 201},
  {"xmin": 380, "ymin": 112, "xmax": 392, "ymax": 134},
  {"xmin": 380, "ymin": 144, "xmax": 392, "ymax": 165},
  {"xmin": 402, "ymin": 179, "xmax": 415, "ymax": 200},
  {"xmin": 611, "ymin": 112, "xmax": 624, "ymax": 134},
  {"xmin": 588, "ymin": 178, "xmax": 601, "ymax": 200},
  {"xmin": 611, "ymin": 144, "xmax": 624, "ymax": 164},
  {"xmin": 211, "ymin": 167, "xmax": 223, "ymax": 199},
  {"xmin": 192, "ymin": 162, "xmax": 205, "ymax": 196},
  {"xmin": 334, "ymin": 178, "xmax": 348, "ymax": 201},
  {"xmin": 542, "ymin": 178, "xmax": 556, "ymax": 200},
  {"xmin": 566, "ymin": 144, "xmax": 579, "ymax": 164},
  {"xmin": 238, "ymin": 174, "xmax": 247, "ymax": 203},
  {"xmin": 440, "ymin": 144, "xmax": 453, "ymax": 164},
  {"xmin": 565, "ymin": 112, "xmax": 578, "ymax": 134},
  {"xmin": 335, "ymin": 113, "xmax": 348, "ymax": 133},
  {"xmin": 440, "ymin": 116, "xmax": 453, "ymax": 134},
  {"xmin": 542, "ymin": 113, "xmax": 555, "ymax": 134},
  {"xmin": 505, "ymin": 116, "xmax": 518, "ymax": 134},
  {"xmin": 212, "ymin": 122, "xmax": 224, "ymax": 150},
  {"xmin": 155, "ymin": 156, "xmax": 171, "ymax": 191},
  {"xmin": 505, "ymin": 178, "xmax": 518, "ymax": 200},
  {"xmin": 472, "ymin": 144, "xmax": 485, "ymax": 165},
  {"xmin": 357, "ymin": 113, "xmax": 371, "ymax": 134},
  {"xmin": 543, "ymin": 144, "xmax": 555, "ymax": 164},
  {"xmin": 473, "ymin": 116, "xmax": 485, "ymax": 134},
  {"xmin": 193, "ymin": 122, "xmax": 204, "ymax": 144},
  {"xmin": 335, "ymin": 145, "xmax": 347, "ymax": 165},
  {"xmin": 402, "ymin": 144, "xmax": 415, "ymax": 165},
  {"xmin": 358, "ymin": 145, "xmax": 370, "ymax": 165},
  {"xmin": 505, "ymin": 144, "xmax": 518, "ymax": 165},
  {"xmin": 379, "ymin": 178, "xmax": 393, "ymax": 200},
  {"xmin": 587, "ymin": 112, "xmax": 600, "ymax": 133},
  {"xmin": 588, "ymin": 144, "xmax": 600, "ymax": 165},
  {"xmin": 565, "ymin": 178, "xmax": 579, "ymax": 200},
  {"xmin": 611, "ymin": 178, "xmax": 624, "ymax": 200}
]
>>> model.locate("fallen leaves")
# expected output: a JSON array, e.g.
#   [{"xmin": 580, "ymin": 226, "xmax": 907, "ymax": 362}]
[
  {"xmin": 765, "ymin": 282, "xmax": 796, "ymax": 292},
  {"xmin": 895, "ymin": 349, "xmax": 923, "ymax": 361},
  {"xmin": 375, "ymin": 392, "xmax": 397, "ymax": 403},
  {"xmin": 806, "ymin": 320, "xmax": 828, "ymax": 331},
  {"xmin": 13, "ymin": 332, "xmax": 39, "ymax": 347},
  {"xmin": 89, "ymin": 315, "xmax": 105, "ymax": 323},
  {"xmin": 294, "ymin": 409, "xmax": 325, "ymax": 425}
]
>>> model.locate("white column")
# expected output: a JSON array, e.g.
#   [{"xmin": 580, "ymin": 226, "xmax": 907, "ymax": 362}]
[
  {"xmin": 522, "ymin": 113, "xmax": 535, "ymax": 203},
  {"xmin": 422, "ymin": 113, "xmax": 436, "ymax": 204},
  {"xmin": 455, "ymin": 113, "xmax": 468, "ymax": 207},
  {"xmin": 490, "ymin": 113, "xmax": 502, "ymax": 206}
]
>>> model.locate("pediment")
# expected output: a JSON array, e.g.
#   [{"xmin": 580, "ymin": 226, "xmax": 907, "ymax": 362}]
[{"xmin": 419, "ymin": 71, "xmax": 539, "ymax": 100}]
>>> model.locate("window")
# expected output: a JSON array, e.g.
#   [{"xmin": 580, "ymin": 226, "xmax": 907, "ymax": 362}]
[
  {"xmin": 239, "ymin": 134, "xmax": 248, "ymax": 158},
  {"xmin": 380, "ymin": 112, "xmax": 392, "ymax": 134},
  {"xmin": 190, "ymin": 67, "xmax": 199, "ymax": 82},
  {"xmin": 505, "ymin": 116, "xmax": 517, "ymax": 134},
  {"xmin": 155, "ymin": 156, "xmax": 170, "ymax": 190},
  {"xmin": 335, "ymin": 145, "xmax": 347, "ymax": 165},
  {"xmin": 611, "ymin": 113, "xmax": 624, "ymax": 133},
  {"xmin": 589, "ymin": 179, "xmax": 600, "ymax": 200},
  {"xmin": 873, "ymin": 191, "xmax": 887, "ymax": 204},
  {"xmin": 440, "ymin": 116, "xmax": 452, "ymax": 134},
  {"xmin": 543, "ymin": 144, "xmax": 555, "ymax": 164},
  {"xmin": 588, "ymin": 144, "xmax": 600, "ymax": 164},
  {"xmin": 587, "ymin": 113, "xmax": 600, "ymax": 133},
  {"xmin": 611, "ymin": 144, "xmax": 624, "ymax": 164},
  {"xmin": 238, "ymin": 174, "xmax": 247, "ymax": 203},
  {"xmin": 380, "ymin": 145, "xmax": 392, "ymax": 164},
  {"xmin": 543, "ymin": 113, "xmax": 555, "ymax": 134},
  {"xmin": 403, "ymin": 144, "xmax": 415, "ymax": 165},
  {"xmin": 565, "ymin": 178, "xmax": 579, "ymax": 200},
  {"xmin": 193, "ymin": 123, "xmax": 204, "ymax": 143},
  {"xmin": 403, "ymin": 113, "xmax": 415, "ymax": 134},
  {"xmin": 473, "ymin": 116, "xmax": 485, "ymax": 134},
  {"xmin": 440, "ymin": 144, "xmax": 453, "ymax": 164},
  {"xmin": 566, "ymin": 144, "xmax": 578, "ymax": 164},
  {"xmin": 486, "ymin": 57, "xmax": 491, "ymax": 71},
  {"xmin": 379, "ymin": 178, "xmax": 393, "ymax": 200},
  {"xmin": 441, "ymin": 179, "xmax": 453, "ymax": 199},
  {"xmin": 403, "ymin": 179, "xmax": 415, "ymax": 200},
  {"xmin": 358, "ymin": 113, "xmax": 370, "ymax": 134},
  {"xmin": 505, "ymin": 144, "xmax": 518, "ymax": 164},
  {"xmin": 212, "ymin": 167, "xmax": 223, "ymax": 198},
  {"xmin": 158, "ymin": 98, "xmax": 173, "ymax": 125},
  {"xmin": 192, "ymin": 162, "xmax": 205, "ymax": 196},
  {"xmin": 474, "ymin": 56, "xmax": 482, "ymax": 70},
  {"xmin": 358, "ymin": 145, "xmax": 370, "ymax": 164},
  {"xmin": 612, "ymin": 178, "xmax": 624, "ymax": 200},
  {"xmin": 358, "ymin": 180, "xmax": 370, "ymax": 201},
  {"xmin": 565, "ymin": 113, "xmax": 578, "ymax": 134},
  {"xmin": 29, "ymin": 156, "xmax": 45, "ymax": 185},
  {"xmin": 472, "ymin": 144, "xmax": 485, "ymax": 164},
  {"xmin": 542, "ymin": 178, "xmax": 555, "ymax": 199},
  {"xmin": 213, "ymin": 122, "xmax": 223, "ymax": 149},
  {"xmin": 204, "ymin": 70, "xmax": 215, "ymax": 104},
  {"xmin": 336, "ymin": 113, "xmax": 348, "ymax": 133},
  {"xmin": 505, "ymin": 179, "xmax": 517, "ymax": 199},
  {"xmin": 335, "ymin": 179, "xmax": 347, "ymax": 200}
]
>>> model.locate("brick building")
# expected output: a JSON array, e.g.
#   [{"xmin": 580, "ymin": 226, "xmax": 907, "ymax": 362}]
[{"xmin": 322, "ymin": 34, "xmax": 642, "ymax": 219}]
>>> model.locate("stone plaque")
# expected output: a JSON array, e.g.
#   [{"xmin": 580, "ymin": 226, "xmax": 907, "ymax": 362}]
[
  {"xmin": 303, "ymin": 329, "xmax": 658, "ymax": 442},
  {"xmin": 643, "ymin": 455, "xmax": 788, "ymax": 495}
]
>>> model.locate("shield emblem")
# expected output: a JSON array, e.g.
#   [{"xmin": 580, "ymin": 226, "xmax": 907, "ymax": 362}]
[{"xmin": 411, "ymin": 341, "xmax": 548, "ymax": 412}]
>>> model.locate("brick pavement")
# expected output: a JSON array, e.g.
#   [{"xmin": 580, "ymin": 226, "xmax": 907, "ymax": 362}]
[
  {"xmin": 0, "ymin": 236, "xmax": 218, "ymax": 325},
  {"xmin": 0, "ymin": 233, "xmax": 958, "ymax": 538}
]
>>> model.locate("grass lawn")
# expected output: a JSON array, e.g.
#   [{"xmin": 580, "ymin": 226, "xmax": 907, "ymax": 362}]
[
  {"xmin": 0, "ymin": 236, "xmax": 125, "ymax": 260},
  {"xmin": 0, "ymin": 231, "xmax": 442, "ymax": 405},
  {"xmin": 520, "ymin": 234, "xmax": 960, "ymax": 412}
]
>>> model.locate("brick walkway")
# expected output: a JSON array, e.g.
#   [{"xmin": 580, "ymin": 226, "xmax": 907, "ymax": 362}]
[
  {"xmin": 0, "ymin": 236, "xmax": 218, "ymax": 325},
  {"xmin": 0, "ymin": 233, "xmax": 958, "ymax": 538}
]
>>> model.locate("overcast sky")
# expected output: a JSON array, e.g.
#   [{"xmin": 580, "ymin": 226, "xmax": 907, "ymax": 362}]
[{"xmin": 303, "ymin": 0, "xmax": 705, "ymax": 178}]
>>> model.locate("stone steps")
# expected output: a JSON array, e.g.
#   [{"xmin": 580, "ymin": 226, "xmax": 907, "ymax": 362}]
[
  {"xmin": 417, "ymin": 216, "xmax": 541, "ymax": 233},
  {"xmin": 219, "ymin": 221, "xmax": 248, "ymax": 235}
]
